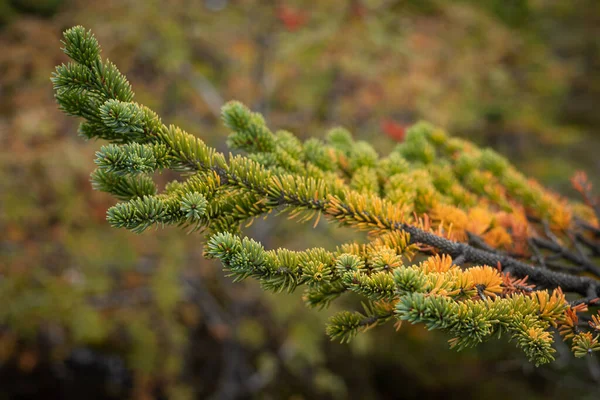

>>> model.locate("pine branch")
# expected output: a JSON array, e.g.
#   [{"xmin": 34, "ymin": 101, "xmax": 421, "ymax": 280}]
[{"xmin": 51, "ymin": 25, "xmax": 600, "ymax": 366}]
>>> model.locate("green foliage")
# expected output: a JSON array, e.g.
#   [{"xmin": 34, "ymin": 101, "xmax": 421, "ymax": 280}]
[
  {"xmin": 223, "ymin": 100, "xmax": 276, "ymax": 153},
  {"xmin": 91, "ymin": 168, "xmax": 157, "ymax": 200},
  {"xmin": 51, "ymin": 26, "xmax": 600, "ymax": 370}
]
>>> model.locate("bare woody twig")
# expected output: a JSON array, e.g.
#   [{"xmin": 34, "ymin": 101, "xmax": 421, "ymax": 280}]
[{"xmin": 398, "ymin": 223, "xmax": 600, "ymax": 298}]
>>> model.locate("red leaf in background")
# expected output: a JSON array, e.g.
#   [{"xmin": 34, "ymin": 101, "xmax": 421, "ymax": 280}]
[
  {"xmin": 381, "ymin": 118, "xmax": 406, "ymax": 142},
  {"xmin": 277, "ymin": 5, "xmax": 309, "ymax": 32},
  {"xmin": 351, "ymin": 1, "xmax": 367, "ymax": 18},
  {"xmin": 571, "ymin": 170, "xmax": 599, "ymax": 209}
]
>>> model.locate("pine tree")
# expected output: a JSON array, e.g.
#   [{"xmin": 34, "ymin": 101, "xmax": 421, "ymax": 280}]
[{"xmin": 52, "ymin": 26, "xmax": 600, "ymax": 367}]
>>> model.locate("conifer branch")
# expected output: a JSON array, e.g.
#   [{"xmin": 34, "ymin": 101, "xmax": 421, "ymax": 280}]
[{"xmin": 52, "ymin": 26, "xmax": 600, "ymax": 366}]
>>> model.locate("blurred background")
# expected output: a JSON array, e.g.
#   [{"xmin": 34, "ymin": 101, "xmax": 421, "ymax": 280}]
[{"xmin": 1, "ymin": 0, "xmax": 600, "ymax": 399}]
